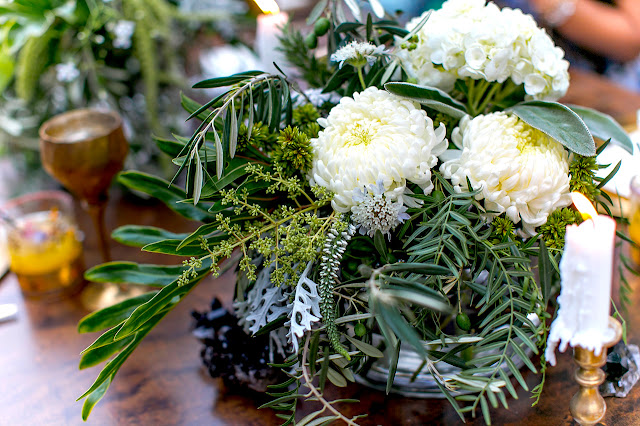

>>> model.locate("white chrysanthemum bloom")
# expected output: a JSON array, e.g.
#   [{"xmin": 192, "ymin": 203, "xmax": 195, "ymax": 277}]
[
  {"xmin": 309, "ymin": 87, "xmax": 448, "ymax": 213},
  {"xmin": 352, "ymin": 180, "xmax": 410, "ymax": 238},
  {"xmin": 331, "ymin": 41, "xmax": 389, "ymax": 68},
  {"xmin": 397, "ymin": 0, "xmax": 570, "ymax": 101},
  {"xmin": 440, "ymin": 112, "xmax": 571, "ymax": 235}
]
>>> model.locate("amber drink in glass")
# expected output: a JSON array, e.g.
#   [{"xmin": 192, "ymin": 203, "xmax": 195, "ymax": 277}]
[{"xmin": 4, "ymin": 191, "xmax": 84, "ymax": 299}]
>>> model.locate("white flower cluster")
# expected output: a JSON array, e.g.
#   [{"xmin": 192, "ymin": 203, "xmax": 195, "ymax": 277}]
[
  {"xmin": 351, "ymin": 181, "xmax": 410, "ymax": 238},
  {"xmin": 398, "ymin": 0, "xmax": 570, "ymax": 101},
  {"xmin": 55, "ymin": 62, "xmax": 80, "ymax": 83},
  {"xmin": 331, "ymin": 41, "xmax": 388, "ymax": 69},
  {"xmin": 309, "ymin": 87, "xmax": 448, "ymax": 215},
  {"xmin": 440, "ymin": 112, "xmax": 571, "ymax": 235},
  {"xmin": 110, "ymin": 20, "xmax": 135, "ymax": 49}
]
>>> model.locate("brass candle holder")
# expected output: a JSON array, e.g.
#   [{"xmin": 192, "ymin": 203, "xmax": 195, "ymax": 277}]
[{"xmin": 570, "ymin": 317, "xmax": 623, "ymax": 425}]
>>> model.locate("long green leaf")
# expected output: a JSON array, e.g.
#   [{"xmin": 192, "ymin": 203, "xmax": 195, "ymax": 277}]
[
  {"xmin": 142, "ymin": 239, "xmax": 206, "ymax": 256},
  {"xmin": 385, "ymin": 340, "xmax": 401, "ymax": 394},
  {"xmin": 567, "ymin": 104, "xmax": 633, "ymax": 153},
  {"xmin": 538, "ymin": 239, "xmax": 553, "ymax": 308},
  {"xmin": 84, "ymin": 262, "xmax": 185, "ymax": 286},
  {"xmin": 111, "ymin": 225, "xmax": 190, "ymax": 248},
  {"xmin": 384, "ymin": 82, "xmax": 468, "ymax": 118},
  {"xmin": 507, "ymin": 101, "xmax": 595, "ymax": 156},
  {"xmin": 382, "ymin": 262, "xmax": 451, "ymax": 276},
  {"xmin": 380, "ymin": 288, "xmax": 451, "ymax": 314},
  {"xmin": 377, "ymin": 303, "xmax": 426, "ymax": 358},
  {"xmin": 117, "ymin": 171, "xmax": 213, "ymax": 222},
  {"xmin": 77, "ymin": 292, "xmax": 156, "ymax": 333},
  {"xmin": 344, "ymin": 334, "xmax": 384, "ymax": 358},
  {"xmin": 79, "ymin": 335, "xmax": 136, "ymax": 370},
  {"xmin": 326, "ymin": 367, "xmax": 348, "ymax": 387},
  {"xmin": 155, "ymin": 136, "xmax": 184, "ymax": 158},
  {"xmin": 81, "ymin": 375, "xmax": 112, "ymax": 421},
  {"xmin": 182, "ymin": 91, "xmax": 225, "ymax": 122},
  {"xmin": 192, "ymin": 71, "xmax": 264, "ymax": 88},
  {"xmin": 306, "ymin": 0, "xmax": 327, "ymax": 24},
  {"xmin": 199, "ymin": 158, "xmax": 251, "ymax": 197},
  {"xmin": 78, "ymin": 308, "xmax": 170, "ymax": 404},
  {"xmin": 114, "ymin": 265, "xmax": 209, "ymax": 339}
]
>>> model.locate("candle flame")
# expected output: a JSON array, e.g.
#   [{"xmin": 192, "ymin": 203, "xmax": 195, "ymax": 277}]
[
  {"xmin": 254, "ymin": 0, "xmax": 280, "ymax": 14},
  {"xmin": 571, "ymin": 192, "xmax": 598, "ymax": 220}
]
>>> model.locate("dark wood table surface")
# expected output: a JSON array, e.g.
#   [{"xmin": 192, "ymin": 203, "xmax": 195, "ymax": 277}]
[{"xmin": 2, "ymin": 69, "xmax": 640, "ymax": 426}]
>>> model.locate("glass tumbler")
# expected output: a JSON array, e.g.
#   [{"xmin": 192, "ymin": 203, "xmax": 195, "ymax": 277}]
[{"xmin": 2, "ymin": 191, "xmax": 84, "ymax": 300}]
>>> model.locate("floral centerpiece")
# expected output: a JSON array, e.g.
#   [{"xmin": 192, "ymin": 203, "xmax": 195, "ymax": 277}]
[{"xmin": 77, "ymin": 0, "xmax": 634, "ymax": 424}]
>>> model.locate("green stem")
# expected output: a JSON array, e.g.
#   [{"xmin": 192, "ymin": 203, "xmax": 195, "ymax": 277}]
[
  {"xmin": 357, "ymin": 66, "xmax": 366, "ymax": 91},
  {"xmin": 467, "ymin": 78, "xmax": 476, "ymax": 115},
  {"xmin": 492, "ymin": 79, "xmax": 519, "ymax": 105},
  {"xmin": 476, "ymin": 83, "xmax": 501, "ymax": 115}
]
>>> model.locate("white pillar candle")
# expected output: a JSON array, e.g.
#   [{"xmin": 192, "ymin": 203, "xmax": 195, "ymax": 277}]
[
  {"xmin": 545, "ymin": 193, "xmax": 617, "ymax": 365},
  {"xmin": 255, "ymin": 7, "xmax": 289, "ymax": 74}
]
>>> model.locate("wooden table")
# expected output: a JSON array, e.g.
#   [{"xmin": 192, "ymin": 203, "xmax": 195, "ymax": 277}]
[{"xmin": 2, "ymin": 69, "xmax": 640, "ymax": 425}]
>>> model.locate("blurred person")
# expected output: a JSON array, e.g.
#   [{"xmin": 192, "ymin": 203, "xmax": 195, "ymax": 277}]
[{"xmin": 497, "ymin": 0, "xmax": 640, "ymax": 91}]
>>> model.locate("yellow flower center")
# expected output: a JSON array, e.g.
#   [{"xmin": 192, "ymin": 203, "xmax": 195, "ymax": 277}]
[
  {"xmin": 344, "ymin": 122, "xmax": 376, "ymax": 147},
  {"xmin": 515, "ymin": 123, "xmax": 555, "ymax": 154}
]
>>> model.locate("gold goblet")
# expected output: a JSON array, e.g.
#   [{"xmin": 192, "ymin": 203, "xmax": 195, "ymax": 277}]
[{"xmin": 39, "ymin": 108, "xmax": 144, "ymax": 310}]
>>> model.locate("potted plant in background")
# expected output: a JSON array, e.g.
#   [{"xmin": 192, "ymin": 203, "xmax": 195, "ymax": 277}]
[{"xmin": 0, "ymin": 0, "xmax": 245, "ymax": 195}]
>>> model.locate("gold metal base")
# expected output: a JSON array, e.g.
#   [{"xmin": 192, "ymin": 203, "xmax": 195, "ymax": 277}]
[
  {"xmin": 570, "ymin": 317, "xmax": 623, "ymax": 425},
  {"xmin": 80, "ymin": 282, "xmax": 148, "ymax": 312}
]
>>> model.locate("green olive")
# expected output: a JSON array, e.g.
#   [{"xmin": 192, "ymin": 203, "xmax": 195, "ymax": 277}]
[
  {"xmin": 305, "ymin": 33, "xmax": 318, "ymax": 49},
  {"xmin": 354, "ymin": 323, "xmax": 367, "ymax": 337},
  {"xmin": 313, "ymin": 18, "xmax": 331, "ymax": 36},
  {"xmin": 456, "ymin": 312, "xmax": 471, "ymax": 331},
  {"xmin": 461, "ymin": 267, "xmax": 473, "ymax": 281},
  {"xmin": 432, "ymin": 190, "xmax": 445, "ymax": 203}
]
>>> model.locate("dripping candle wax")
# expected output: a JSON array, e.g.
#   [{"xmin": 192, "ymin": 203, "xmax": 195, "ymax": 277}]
[{"xmin": 546, "ymin": 193, "xmax": 617, "ymax": 364}]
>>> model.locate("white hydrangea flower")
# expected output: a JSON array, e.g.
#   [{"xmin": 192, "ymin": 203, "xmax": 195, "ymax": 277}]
[
  {"xmin": 440, "ymin": 112, "xmax": 571, "ymax": 235},
  {"xmin": 331, "ymin": 41, "xmax": 388, "ymax": 68},
  {"xmin": 309, "ymin": 87, "xmax": 448, "ymax": 213},
  {"xmin": 397, "ymin": 0, "xmax": 570, "ymax": 101},
  {"xmin": 55, "ymin": 62, "xmax": 80, "ymax": 82},
  {"xmin": 352, "ymin": 180, "xmax": 410, "ymax": 238}
]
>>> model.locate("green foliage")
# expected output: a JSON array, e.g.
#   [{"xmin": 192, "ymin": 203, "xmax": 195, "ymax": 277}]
[
  {"xmin": 508, "ymin": 101, "xmax": 596, "ymax": 157},
  {"xmin": 318, "ymin": 218, "xmax": 355, "ymax": 359},
  {"xmin": 293, "ymin": 103, "xmax": 320, "ymax": 127},
  {"xmin": 385, "ymin": 81, "xmax": 468, "ymax": 118},
  {"xmin": 567, "ymin": 105, "xmax": 634, "ymax": 154},
  {"xmin": 490, "ymin": 217, "xmax": 517, "ymax": 245},
  {"xmin": 278, "ymin": 23, "xmax": 332, "ymax": 88},
  {"xmin": 569, "ymin": 154, "xmax": 604, "ymax": 205},
  {"xmin": 273, "ymin": 126, "xmax": 314, "ymax": 177},
  {"xmin": 124, "ymin": 0, "xmax": 161, "ymax": 133},
  {"xmin": 237, "ymin": 121, "xmax": 276, "ymax": 153},
  {"xmin": 539, "ymin": 208, "xmax": 582, "ymax": 250},
  {"xmin": 15, "ymin": 30, "xmax": 55, "ymax": 102},
  {"xmin": 368, "ymin": 175, "xmax": 547, "ymax": 422}
]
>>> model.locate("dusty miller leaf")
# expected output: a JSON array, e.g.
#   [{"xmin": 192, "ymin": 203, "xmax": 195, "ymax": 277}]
[
  {"xmin": 286, "ymin": 261, "xmax": 321, "ymax": 353},
  {"xmin": 234, "ymin": 265, "xmax": 291, "ymax": 335}
]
